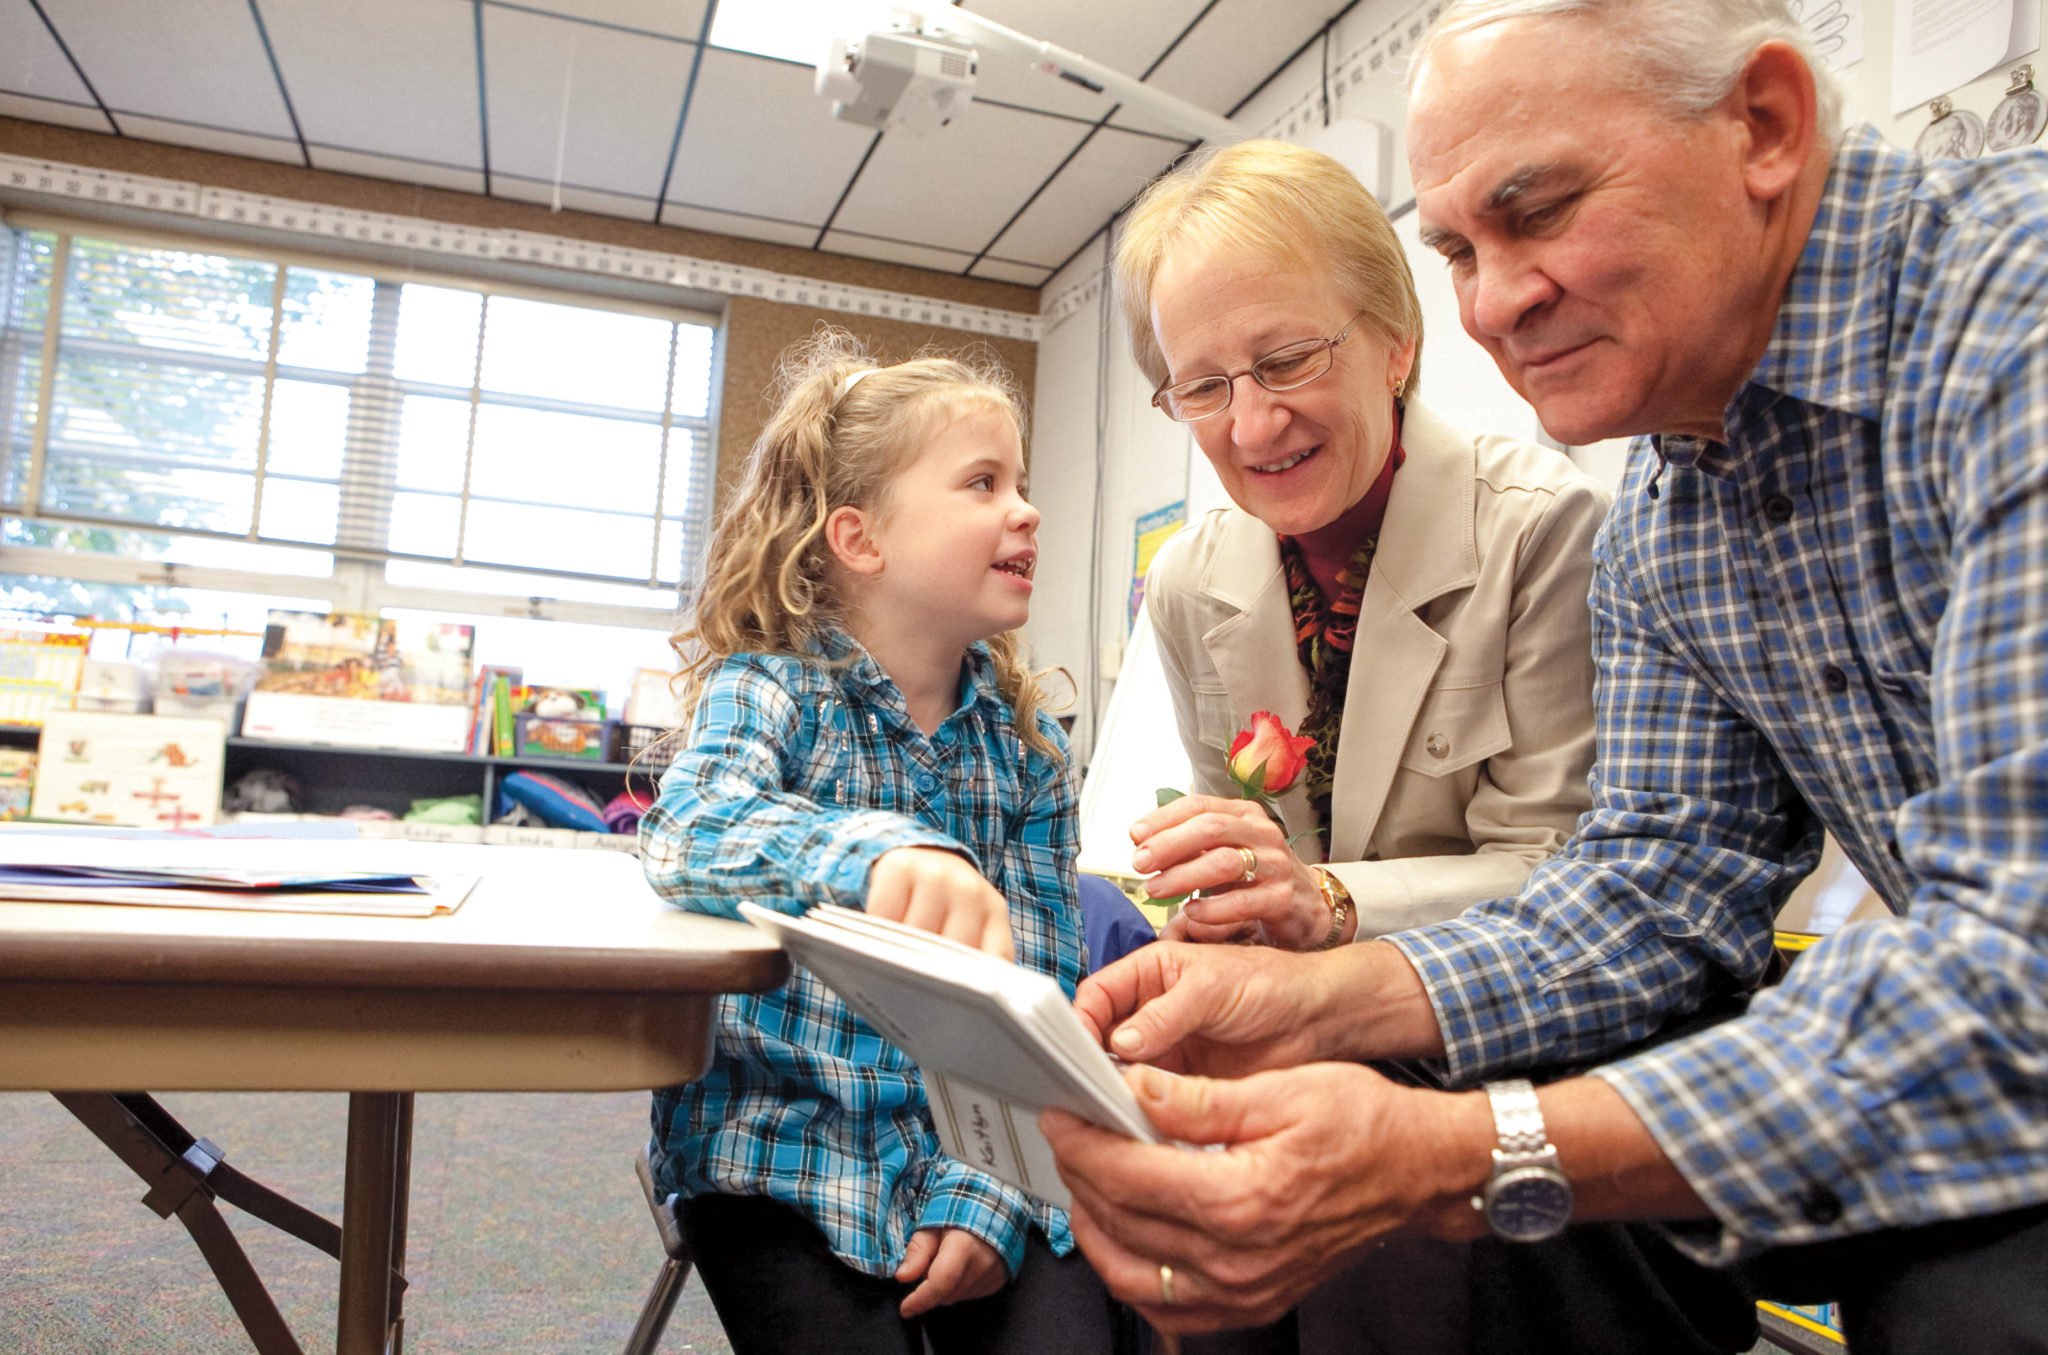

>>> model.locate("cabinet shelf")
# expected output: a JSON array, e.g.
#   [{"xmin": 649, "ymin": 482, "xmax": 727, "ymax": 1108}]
[{"xmin": 2, "ymin": 721, "xmax": 661, "ymax": 821}]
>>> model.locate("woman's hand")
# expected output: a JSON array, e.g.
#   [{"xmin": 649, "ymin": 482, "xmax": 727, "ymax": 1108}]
[
  {"xmin": 1074, "ymin": 940, "xmax": 1339, "ymax": 1078},
  {"xmin": 867, "ymin": 847, "xmax": 1015, "ymax": 961},
  {"xmin": 896, "ymin": 1227, "xmax": 1008, "ymax": 1317},
  {"xmin": 1131, "ymin": 794, "xmax": 1334, "ymax": 951}
]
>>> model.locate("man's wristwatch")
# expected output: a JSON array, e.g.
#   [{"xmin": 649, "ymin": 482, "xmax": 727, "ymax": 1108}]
[
  {"xmin": 1474, "ymin": 1079, "xmax": 1573, "ymax": 1242},
  {"xmin": 1310, "ymin": 866, "xmax": 1353, "ymax": 950}
]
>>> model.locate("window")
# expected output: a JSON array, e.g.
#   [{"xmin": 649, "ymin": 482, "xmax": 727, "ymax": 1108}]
[{"xmin": 0, "ymin": 220, "xmax": 718, "ymax": 644}]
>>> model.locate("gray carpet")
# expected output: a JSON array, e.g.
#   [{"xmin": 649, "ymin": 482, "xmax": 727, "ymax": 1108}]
[
  {"xmin": 0, "ymin": 1090, "xmax": 732, "ymax": 1354},
  {"xmin": 2, "ymin": 1092, "xmax": 1822, "ymax": 1354}
]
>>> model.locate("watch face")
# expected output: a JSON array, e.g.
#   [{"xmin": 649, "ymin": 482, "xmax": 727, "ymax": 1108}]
[{"xmin": 1487, "ymin": 1166, "xmax": 1574, "ymax": 1243}]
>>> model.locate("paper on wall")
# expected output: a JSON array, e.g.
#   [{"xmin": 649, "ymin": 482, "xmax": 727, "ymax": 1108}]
[
  {"xmin": 1893, "ymin": 0, "xmax": 2042, "ymax": 114},
  {"xmin": 1793, "ymin": 0, "xmax": 1866, "ymax": 71}
]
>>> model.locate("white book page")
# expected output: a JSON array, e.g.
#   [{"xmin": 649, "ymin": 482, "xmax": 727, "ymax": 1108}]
[{"xmin": 738, "ymin": 903, "xmax": 1160, "ymax": 1145}]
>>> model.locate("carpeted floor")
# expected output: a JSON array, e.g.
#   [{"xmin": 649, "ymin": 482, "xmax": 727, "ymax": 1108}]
[{"xmin": 0, "ymin": 1089, "xmax": 732, "ymax": 1354}]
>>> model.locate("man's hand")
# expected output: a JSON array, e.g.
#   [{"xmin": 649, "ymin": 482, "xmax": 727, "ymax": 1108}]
[
  {"xmin": 1043, "ymin": 1062, "xmax": 1491, "ymax": 1333},
  {"xmin": 896, "ymin": 1227, "xmax": 1007, "ymax": 1318},
  {"xmin": 868, "ymin": 847, "xmax": 1014, "ymax": 960},
  {"xmin": 1074, "ymin": 940, "xmax": 1343, "ymax": 1077}
]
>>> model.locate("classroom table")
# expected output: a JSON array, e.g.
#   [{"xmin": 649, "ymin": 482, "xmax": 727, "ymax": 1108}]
[{"xmin": 0, "ymin": 837, "xmax": 789, "ymax": 1355}]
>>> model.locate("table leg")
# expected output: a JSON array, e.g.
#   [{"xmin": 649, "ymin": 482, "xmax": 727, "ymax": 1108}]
[
  {"xmin": 53, "ymin": 1092, "xmax": 308, "ymax": 1355},
  {"xmin": 337, "ymin": 1092, "xmax": 413, "ymax": 1355},
  {"xmin": 389, "ymin": 1093, "xmax": 413, "ymax": 1355}
]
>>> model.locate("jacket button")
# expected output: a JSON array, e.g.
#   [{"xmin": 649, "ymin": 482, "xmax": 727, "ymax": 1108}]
[
  {"xmin": 1822, "ymin": 664, "xmax": 1849, "ymax": 694},
  {"xmin": 1763, "ymin": 493, "xmax": 1795, "ymax": 523},
  {"xmin": 1799, "ymin": 1184, "xmax": 1844, "ymax": 1225},
  {"xmin": 1425, "ymin": 733, "xmax": 1450, "ymax": 759}
]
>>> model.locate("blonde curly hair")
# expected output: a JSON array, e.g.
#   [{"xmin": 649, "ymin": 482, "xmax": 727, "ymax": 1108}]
[{"xmin": 670, "ymin": 326, "xmax": 1065, "ymax": 761}]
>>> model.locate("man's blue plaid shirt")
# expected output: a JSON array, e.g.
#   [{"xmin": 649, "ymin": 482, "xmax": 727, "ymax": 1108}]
[
  {"xmin": 640, "ymin": 638, "xmax": 1082, "ymax": 1278},
  {"xmin": 1389, "ymin": 127, "xmax": 2048, "ymax": 1261}
]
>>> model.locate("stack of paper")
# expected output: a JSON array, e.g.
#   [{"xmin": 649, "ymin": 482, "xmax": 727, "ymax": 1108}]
[
  {"xmin": 0, "ymin": 862, "xmax": 475, "ymax": 917},
  {"xmin": 738, "ymin": 902, "xmax": 1161, "ymax": 1208}
]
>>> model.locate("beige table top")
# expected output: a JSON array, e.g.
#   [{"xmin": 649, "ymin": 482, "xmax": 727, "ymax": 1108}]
[{"xmin": 0, "ymin": 837, "xmax": 789, "ymax": 1092}]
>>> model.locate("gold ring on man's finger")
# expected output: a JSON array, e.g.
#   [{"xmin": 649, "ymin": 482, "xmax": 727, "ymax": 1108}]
[
  {"xmin": 1158, "ymin": 1263, "xmax": 1178, "ymax": 1305},
  {"xmin": 1236, "ymin": 846, "xmax": 1258, "ymax": 884}
]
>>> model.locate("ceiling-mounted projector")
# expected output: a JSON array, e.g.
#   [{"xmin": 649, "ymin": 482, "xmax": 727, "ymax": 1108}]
[{"xmin": 815, "ymin": 30, "xmax": 978, "ymax": 135}]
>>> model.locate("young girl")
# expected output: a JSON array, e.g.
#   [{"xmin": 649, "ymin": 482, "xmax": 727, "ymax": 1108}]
[{"xmin": 639, "ymin": 329, "xmax": 1120, "ymax": 1354}]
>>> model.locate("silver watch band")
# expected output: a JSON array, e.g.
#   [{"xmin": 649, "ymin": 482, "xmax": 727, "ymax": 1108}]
[{"xmin": 1483, "ymin": 1078, "xmax": 1550, "ymax": 1157}]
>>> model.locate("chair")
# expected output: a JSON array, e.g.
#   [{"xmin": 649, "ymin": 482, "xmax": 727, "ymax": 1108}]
[
  {"xmin": 1078, "ymin": 872, "xmax": 1159, "ymax": 971},
  {"xmin": 621, "ymin": 1146, "xmax": 695, "ymax": 1355}
]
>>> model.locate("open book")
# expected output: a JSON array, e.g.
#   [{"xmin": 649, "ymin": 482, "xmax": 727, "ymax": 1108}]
[{"xmin": 737, "ymin": 902, "xmax": 1161, "ymax": 1209}]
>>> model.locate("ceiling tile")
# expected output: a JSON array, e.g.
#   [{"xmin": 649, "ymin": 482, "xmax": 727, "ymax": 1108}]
[
  {"xmin": 489, "ymin": 0, "xmax": 711, "ymax": 42},
  {"xmin": 666, "ymin": 50, "xmax": 876, "ymax": 226},
  {"xmin": 0, "ymin": 93, "xmax": 113, "ymax": 135},
  {"xmin": 258, "ymin": 0, "xmax": 483, "ymax": 167},
  {"xmin": 657, "ymin": 203, "xmax": 820, "ymax": 250},
  {"xmin": 114, "ymin": 116, "xmax": 303, "ymax": 166},
  {"xmin": 37, "ymin": 0, "xmax": 293, "ymax": 136},
  {"xmin": 310, "ymin": 146, "xmax": 486, "ymax": 196},
  {"xmin": 494, "ymin": 174, "xmax": 658, "ymax": 222},
  {"xmin": 970, "ymin": 258, "xmax": 1052, "ymax": 287},
  {"xmin": 830, "ymin": 102, "xmax": 1083, "ymax": 254},
  {"xmin": 483, "ymin": 6, "xmax": 692, "ymax": 197},
  {"xmin": 0, "ymin": 4, "xmax": 98, "ymax": 103},
  {"xmin": 819, "ymin": 231, "xmax": 974, "ymax": 275},
  {"xmin": 952, "ymin": 0, "xmax": 1211, "ymax": 122},
  {"xmin": 1114, "ymin": 0, "xmax": 1339, "ymax": 138},
  {"xmin": 985, "ymin": 126, "xmax": 1177, "ymax": 267}
]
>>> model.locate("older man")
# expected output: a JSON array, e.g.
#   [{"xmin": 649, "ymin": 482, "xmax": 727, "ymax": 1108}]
[{"xmin": 1043, "ymin": 2, "xmax": 2048, "ymax": 1351}]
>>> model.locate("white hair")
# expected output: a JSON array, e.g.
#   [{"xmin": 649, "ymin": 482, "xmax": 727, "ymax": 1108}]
[{"xmin": 1410, "ymin": 0, "xmax": 1845, "ymax": 149}]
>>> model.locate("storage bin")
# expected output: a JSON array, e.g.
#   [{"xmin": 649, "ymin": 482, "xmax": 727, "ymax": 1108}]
[
  {"xmin": 613, "ymin": 723, "xmax": 679, "ymax": 768},
  {"xmin": 514, "ymin": 713, "xmax": 612, "ymax": 761}
]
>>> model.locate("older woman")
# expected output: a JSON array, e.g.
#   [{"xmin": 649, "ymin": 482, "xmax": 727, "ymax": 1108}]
[
  {"xmin": 1122, "ymin": 138, "xmax": 1607, "ymax": 952},
  {"xmin": 1108, "ymin": 142, "xmax": 1753, "ymax": 1355}
]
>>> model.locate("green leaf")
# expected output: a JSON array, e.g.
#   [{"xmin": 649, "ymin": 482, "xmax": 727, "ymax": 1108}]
[{"xmin": 1155, "ymin": 786, "xmax": 1186, "ymax": 807}]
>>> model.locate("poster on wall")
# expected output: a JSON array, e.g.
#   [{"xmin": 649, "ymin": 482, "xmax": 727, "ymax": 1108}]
[
  {"xmin": 30, "ymin": 711, "xmax": 227, "ymax": 830},
  {"xmin": 1129, "ymin": 502, "xmax": 1187, "ymax": 629}
]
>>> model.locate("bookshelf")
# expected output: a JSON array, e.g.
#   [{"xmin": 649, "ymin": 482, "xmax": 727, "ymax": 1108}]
[{"xmin": 0, "ymin": 723, "xmax": 663, "ymax": 823}]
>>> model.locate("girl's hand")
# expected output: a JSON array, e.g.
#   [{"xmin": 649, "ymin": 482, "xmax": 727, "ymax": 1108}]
[
  {"xmin": 867, "ymin": 846, "xmax": 1016, "ymax": 961},
  {"xmin": 896, "ymin": 1227, "xmax": 1008, "ymax": 1317},
  {"xmin": 1130, "ymin": 794, "xmax": 1334, "ymax": 951}
]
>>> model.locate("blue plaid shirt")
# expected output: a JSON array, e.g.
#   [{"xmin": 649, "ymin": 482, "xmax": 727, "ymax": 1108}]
[
  {"xmin": 1388, "ymin": 128, "xmax": 2048, "ymax": 1261},
  {"xmin": 639, "ymin": 636, "xmax": 1082, "ymax": 1278}
]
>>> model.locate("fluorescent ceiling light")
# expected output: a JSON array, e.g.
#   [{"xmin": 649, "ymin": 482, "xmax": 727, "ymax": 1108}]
[{"xmin": 707, "ymin": 0, "xmax": 902, "ymax": 67}]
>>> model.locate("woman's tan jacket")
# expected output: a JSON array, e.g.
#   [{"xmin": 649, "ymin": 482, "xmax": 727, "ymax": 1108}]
[{"xmin": 1143, "ymin": 400, "xmax": 1612, "ymax": 938}]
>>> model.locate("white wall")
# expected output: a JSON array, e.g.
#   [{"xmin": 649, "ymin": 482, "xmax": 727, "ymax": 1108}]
[
  {"xmin": 1030, "ymin": 0, "xmax": 2046, "ymax": 775},
  {"xmin": 1027, "ymin": 0, "xmax": 1523, "ymax": 769}
]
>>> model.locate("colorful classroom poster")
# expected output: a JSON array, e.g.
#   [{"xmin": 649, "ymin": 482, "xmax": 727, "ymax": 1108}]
[{"xmin": 1129, "ymin": 501, "xmax": 1187, "ymax": 629}]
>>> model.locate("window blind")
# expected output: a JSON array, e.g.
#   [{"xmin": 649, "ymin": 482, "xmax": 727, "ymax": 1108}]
[{"xmin": 0, "ymin": 221, "xmax": 717, "ymax": 596}]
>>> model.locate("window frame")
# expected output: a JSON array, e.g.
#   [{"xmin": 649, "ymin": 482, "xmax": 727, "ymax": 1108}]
[{"xmin": 0, "ymin": 212, "xmax": 721, "ymax": 630}]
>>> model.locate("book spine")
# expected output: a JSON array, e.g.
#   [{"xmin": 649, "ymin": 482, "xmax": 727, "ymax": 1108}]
[{"xmin": 492, "ymin": 675, "xmax": 514, "ymax": 756}]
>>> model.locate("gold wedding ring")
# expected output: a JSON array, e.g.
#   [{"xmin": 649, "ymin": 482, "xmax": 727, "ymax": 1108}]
[
  {"xmin": 1159, "ymin": 1262, "xmax": 1178, "ymax": 1305},
  {"xmin": 1236, "ymin": 846, "xmax": 1258, "ymax": 884}
]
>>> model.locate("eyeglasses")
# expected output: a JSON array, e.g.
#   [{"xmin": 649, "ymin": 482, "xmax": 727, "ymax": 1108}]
[{"xmin": 1151, "ymin": 310, "xmax": 1371, "ymax": 423}]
